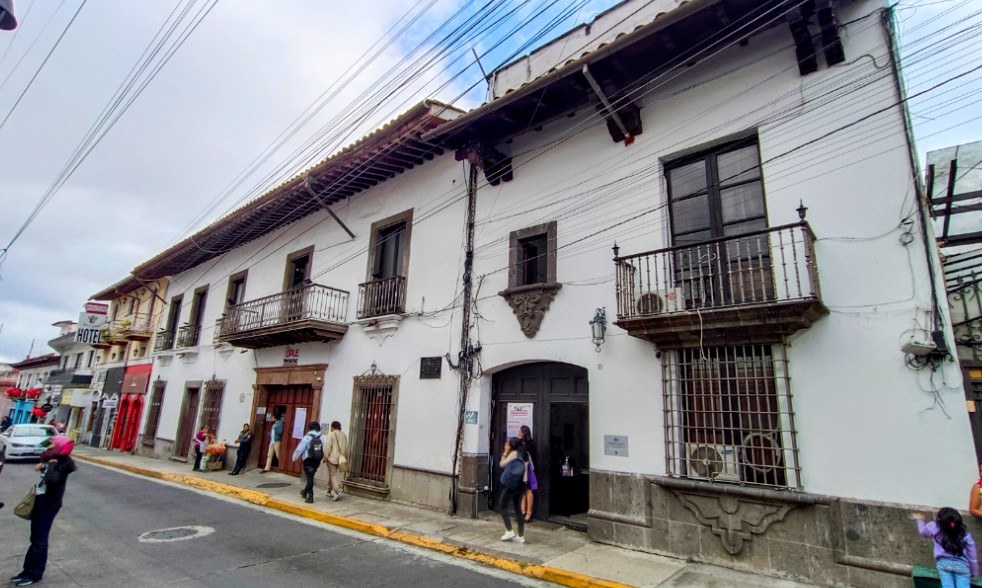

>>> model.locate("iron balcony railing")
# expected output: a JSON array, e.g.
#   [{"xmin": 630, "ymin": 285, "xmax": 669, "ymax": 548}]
[
  {"xmin": 614, "ymin": 223, "xmax": 820, "ymax": 320},
  {"xmin": 217, "ymin": 283, "xmax": 349, "ymax": 338},
  {"xmin": 357, "ymin": 276, "xmax": 407, "ymax": 319},
  {"xmin": 154, "ymin": 329, "xmax": 175, "ymax": 352},
  {"xmin": 176, "ymin": 323, "xmax": 201, "ymax": 349}
]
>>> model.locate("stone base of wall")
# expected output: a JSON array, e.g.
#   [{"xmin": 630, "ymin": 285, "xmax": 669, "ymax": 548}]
[
  {"xmin": 388, "ymin": 465, "xmax": 453, "ymax": 511},
  {"xmin": 454, "ymin": 453, "xmax": 489, "ymax": 518},
  {"xmin": 135, "ymin": 435, "xmax": 174, "ymax": 460},
  {"xmin": 588, "ymin": 470, "xmax": 982, "ymax": 588}
]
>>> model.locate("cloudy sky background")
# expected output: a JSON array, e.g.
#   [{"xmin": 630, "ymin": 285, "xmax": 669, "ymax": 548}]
[{"xmin": 0, "ymin": 0, "xmax": 978, "ymax": 364}]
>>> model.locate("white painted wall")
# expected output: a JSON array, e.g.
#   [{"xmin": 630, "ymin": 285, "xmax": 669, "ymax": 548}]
[{"xmin": 146, "ymin": 0, "xmax": 973, "ymax": 510}]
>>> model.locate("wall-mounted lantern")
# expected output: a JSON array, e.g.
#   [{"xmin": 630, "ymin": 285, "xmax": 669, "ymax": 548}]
[{"xmin": 589, "ymin": 308, "xmax": 607, "ymax": 352}]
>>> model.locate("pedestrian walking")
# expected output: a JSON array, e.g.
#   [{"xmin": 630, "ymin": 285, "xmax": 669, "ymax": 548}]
[
  {"xmin": 260, "ymin": 414, "xmax": 283, "ymax": 473},
  {"xmin": 916, "ymin": 507, "xmax": 978, "ymax": 588},
  {"xmin": 323, "ymin": 421, "xmax": 348, "ymax": 501},
  {"xmin": 498, "ymin": 436, "xmax": 527, "ymax": 544},
  {"xmin": 1, "ymin": 414, "xmax": 12, "ymax": 431},
  {"xmin": 192, "ymin": 427, "xmax": 211, "ymax": 471},
  {"xmin": 292, "ymin": 422, "xmax": 323, "ymax": 503},
  {"xmin": 10, "ymin": 435, "xmax": 77, "ymax": 586},
  {"xmin": 518, "ymin": 425, "xmax": 537, "ymax": 522},
  {"xmin": 228, "ymin": 423, "xmax": 253, "ymax": 476}
]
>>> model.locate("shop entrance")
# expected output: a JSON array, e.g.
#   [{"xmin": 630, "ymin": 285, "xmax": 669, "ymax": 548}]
[
  {"xmin": 491, "ymin": 362, "xmax": 589, "ymax": 529},
  {"xmin": 257, "ymin": 385, "xmax": 313, "ymax": 476}
]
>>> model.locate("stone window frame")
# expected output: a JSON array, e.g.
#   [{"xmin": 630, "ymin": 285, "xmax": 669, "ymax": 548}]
[
  {"xmin": 506, "ymin": 221, "xmax": 557, "ymax": 289},
  {"xmin": 499, "ymin": 221, "xmax": 561, "ymax": 338},
  {"xmin": 283, "ymin": 245, "xmax": 315, "ymax": 291},
  {"xmin": 365, "ymin": 209, "xmax": 414, "ymax": 282}
]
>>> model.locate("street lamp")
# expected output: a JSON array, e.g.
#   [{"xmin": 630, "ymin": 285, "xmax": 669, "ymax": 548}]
[{"xmin": 589, "ymin": 308, "xmax": 607, "ymax": 352}]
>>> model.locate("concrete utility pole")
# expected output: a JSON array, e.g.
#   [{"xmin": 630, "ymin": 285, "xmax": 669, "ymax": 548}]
[{"xmin": 450, "ymin": 149, "xmax": 480, "ymax": 515}]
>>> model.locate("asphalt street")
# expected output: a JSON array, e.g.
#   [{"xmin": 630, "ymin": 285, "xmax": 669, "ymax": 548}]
[{"xmin": 0, "ymin": 458, "xmax": 547, "ymax": 587}]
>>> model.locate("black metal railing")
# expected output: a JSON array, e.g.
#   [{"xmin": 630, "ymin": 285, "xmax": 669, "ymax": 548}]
[
  {"xmin": 154, "ymin": 329, "xmax": 175, "ymax": 352},
  {"xmin": 614, "ymin": 223, "xmax": 820, "ymax": 320},
  {"xmin": 217, "ymin": 283, "xmax": 349, "ymax": 338},
  {"xmin": 357, "ymin": 276, "xmax": 407, "ymax": 319},
  {"xmin": 175, "ymin": 323, "xmax": 201, "ymax": 348}
]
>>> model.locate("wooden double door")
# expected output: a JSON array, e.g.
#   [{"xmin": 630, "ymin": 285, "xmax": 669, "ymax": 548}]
[
  {"xmin": 257, "ymin": 385, "xmax": 313, "ymax": 476},
  {"xmin": 491, "ymin": 362, "xmax": 589, "ymax": 526}
]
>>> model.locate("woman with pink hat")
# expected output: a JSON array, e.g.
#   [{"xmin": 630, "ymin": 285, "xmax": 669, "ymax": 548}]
[{"xmin": 10, "ymin": 434, "xmax": 77, "ymax": 586}]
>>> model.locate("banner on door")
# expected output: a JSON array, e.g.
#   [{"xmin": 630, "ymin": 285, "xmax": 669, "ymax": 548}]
[
  {"xmin": 292, "ymin": 407, "xmax": 307, "ymax": 439},
  {"xmin": 506, "ymin": 402, "xmax": 533, "ymax": 439}
]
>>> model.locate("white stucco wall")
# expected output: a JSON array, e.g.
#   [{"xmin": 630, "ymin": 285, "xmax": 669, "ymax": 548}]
[{"xmin": 145, "ymin": 0, "xmax": 973, "ymax": 510}]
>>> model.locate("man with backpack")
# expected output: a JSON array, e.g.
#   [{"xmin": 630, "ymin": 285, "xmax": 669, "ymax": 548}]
[{"xmin": 292, "ymin": 422, "xmax": 323, "ymax": 504}]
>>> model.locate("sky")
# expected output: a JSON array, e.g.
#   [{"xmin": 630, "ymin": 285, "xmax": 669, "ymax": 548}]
[{"xmin": 0, "ymin": 0, "xmax": 979, "ymax": 364}]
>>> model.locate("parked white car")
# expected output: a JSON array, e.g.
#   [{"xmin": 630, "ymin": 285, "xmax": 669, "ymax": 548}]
[{"xmin": 0, "ymin": 424, "xmax": 57, "ymax": 468}]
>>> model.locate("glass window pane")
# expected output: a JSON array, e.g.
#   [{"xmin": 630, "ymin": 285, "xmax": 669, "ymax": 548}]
[
  {"xmin": 720, "ymin": 183, "xmax": 765, "ymax": 223},
  {"xmin": 722, "ymin": 218, "xmax": 767, "ymax": 238},
  {"xmin": 672, "ymin": 194, "xmax": 710, "ymax": 235},
  {"xmin": 673, "ymin": 229, "xmax": 712, "ymax": 247},
  {"xmin": 669, "ymin": 161, "xmax": 707, "ymax": 199},
  {"xmin": 717, "ymin": 146, "xmax": 760, "ymax": 185}
]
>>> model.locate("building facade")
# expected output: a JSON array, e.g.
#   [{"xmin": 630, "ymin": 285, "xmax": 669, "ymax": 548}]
[{"xmin": 92, "ymin": 1, "xmax": 975, "ymax": 585}]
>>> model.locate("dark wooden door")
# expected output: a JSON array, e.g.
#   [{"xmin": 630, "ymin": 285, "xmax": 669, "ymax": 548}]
[
  {"xmin": 258, "ymin": 386, "xmax": 313, "ymax": 476},
  {"xmin": 491, "ymin": 363, "xmax": 589, "ymax": 524},
  {"xmin": 176, "ymin": 387, "xmax": 200, "ymax": 458}
]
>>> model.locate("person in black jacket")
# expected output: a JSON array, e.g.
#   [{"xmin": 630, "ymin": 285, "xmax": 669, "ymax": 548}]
[
  {"xmin": 228, "ymin": 423, "xmax": 253, "ymax": 476},
  {"xmin": 11, "ymin": 435, "xmax": 77, "ymax": 586}
]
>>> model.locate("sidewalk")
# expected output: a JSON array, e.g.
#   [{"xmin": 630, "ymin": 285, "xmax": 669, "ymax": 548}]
[{"xmin": 73, "ymin": 446, "xmax": 817, "ymax": 588}]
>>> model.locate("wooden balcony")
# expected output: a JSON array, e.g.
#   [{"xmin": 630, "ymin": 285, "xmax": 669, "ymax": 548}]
[
  {"xmin": 613, "ymin": 223, "xmax": 827, "ymax": 347},
  {"xmin": 116, "ymin": 314, "xmax": 154, "ymax": 341},
  {"xmin": 216, "ymin": 283, "xmax": 349, "ymax": 349},
  {"xmin": 357, "ymin": 276, "xmax": 406, "ymax": 319}
]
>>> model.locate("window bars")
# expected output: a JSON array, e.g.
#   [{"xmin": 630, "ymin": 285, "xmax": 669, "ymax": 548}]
[
  {"xmin": 349, "ymin": 375, "xmax": 398, "ymax": 487},
  {"xmin": 199, "ymin": 381, "xmax": 224, "ymax": 436},
  {"xmin": 663, "ymin": 343, "xmax": 801, "ymax": 490}
]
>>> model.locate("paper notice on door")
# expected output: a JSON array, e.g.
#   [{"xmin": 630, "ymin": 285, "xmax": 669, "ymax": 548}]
[
  {"xmin": 292, "ymin": 407, "xmax": 307, "ymax": 439},
  {"xmin": 506, "ymin": 402, "xmax": 533, "ymax": 438}
]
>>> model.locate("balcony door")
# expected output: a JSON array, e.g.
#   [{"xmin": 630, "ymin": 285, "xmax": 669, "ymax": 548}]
[{"xmin": 666, "ymin": 138, "xmax": 772, "ymax": 308}]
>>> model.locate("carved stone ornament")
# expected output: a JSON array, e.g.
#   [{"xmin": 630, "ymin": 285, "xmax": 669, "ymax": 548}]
[
  {"xmin": 671, "ymin": 490, "xmax": 795, "ymax": 555},
  {"xmin": 499, "ymin": 283, "xmax": 562, "ymax": 338}
]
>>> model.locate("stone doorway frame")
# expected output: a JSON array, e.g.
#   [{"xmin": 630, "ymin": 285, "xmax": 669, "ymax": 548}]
[{"xmin": 248, "ymin": 364, "xmax": 326, "ymax": 467}]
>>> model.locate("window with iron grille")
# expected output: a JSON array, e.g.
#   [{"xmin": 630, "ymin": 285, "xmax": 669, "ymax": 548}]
[
  {"xmin": 348, "ymin": 375, "xmax": 399, "ymax": 487},
  {"xmin": 662, "ymin": 344, "xmax": 800, "ymax": 490},
  {"xmin": 199, "ymin": 381, "xmax": 224, "ymax": 436},
  {"xmin": 142, "ymin": 380, "xmax": 165, "ymax": 445}
]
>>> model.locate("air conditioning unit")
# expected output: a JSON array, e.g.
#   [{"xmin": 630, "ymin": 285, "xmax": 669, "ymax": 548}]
[
  {"xmin": 684, "ymin": 443, "xmax": 740, "ymax": 483},
  {"xmin": 636, "ymin": 288, "xmax": 685, "ymax": 315}
]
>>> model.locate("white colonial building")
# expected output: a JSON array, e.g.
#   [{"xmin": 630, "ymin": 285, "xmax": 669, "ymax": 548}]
[{"xmin": 92, "ymin": 1, "xmax": 975, "ymax": 585}]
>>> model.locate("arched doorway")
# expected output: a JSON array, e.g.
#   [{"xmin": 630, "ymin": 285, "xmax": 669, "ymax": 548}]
[{"xmin": 491, "ymin": 362, "xmax": 589, "ymax": 529}]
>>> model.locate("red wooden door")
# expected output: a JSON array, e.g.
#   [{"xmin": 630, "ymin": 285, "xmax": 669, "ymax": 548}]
[{"xmin": 259, "ymin": 386, "xmax": 313, "ymax": 476}]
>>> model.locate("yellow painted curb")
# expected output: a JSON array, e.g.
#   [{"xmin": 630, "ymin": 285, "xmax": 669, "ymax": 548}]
[{"xmin": 75, "ymin": 454, "xmax": 634, "ymax": 588}]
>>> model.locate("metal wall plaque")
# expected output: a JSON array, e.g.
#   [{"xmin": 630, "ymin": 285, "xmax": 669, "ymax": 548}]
[
  {"xmin": 465, "ymin": 410, "xmax": 478, "ymax": 424},
  {"xmin": 420, "ymin": 357, "xmax": 442, "ymax": 379},
  {"xmin": 604, "ymin": 435, "xmax": 629, "ymax": 457}
]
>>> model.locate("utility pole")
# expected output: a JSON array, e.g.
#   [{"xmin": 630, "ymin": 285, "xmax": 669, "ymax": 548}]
[{"xmin": 450, "ymin": 148, "xmax": 480, "ymax": 515}]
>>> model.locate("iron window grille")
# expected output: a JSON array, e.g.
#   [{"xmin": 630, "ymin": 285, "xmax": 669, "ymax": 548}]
[
  {"xmin": 199, "ymin": 381, "xmax": 224, "ymax": 436},
  {"xmin": 142, "ymin": 380, "xmax": 165, "ymax": 446},
  {"xmin": 663, "ymin": 343, "xmax": 801, "ymax": 490},
  {"xmin": 348, "ymin": 375, "xmax": 399, "ymax": 488}
]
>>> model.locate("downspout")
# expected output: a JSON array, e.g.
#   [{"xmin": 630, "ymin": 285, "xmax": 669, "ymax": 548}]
[
  {"xmin": 882, "ymin": 8, "xmax": 944, "ymax": 333},
  {"xmin": 450, "ymin": 151, "xmax": 480, "ymax": 515}
]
